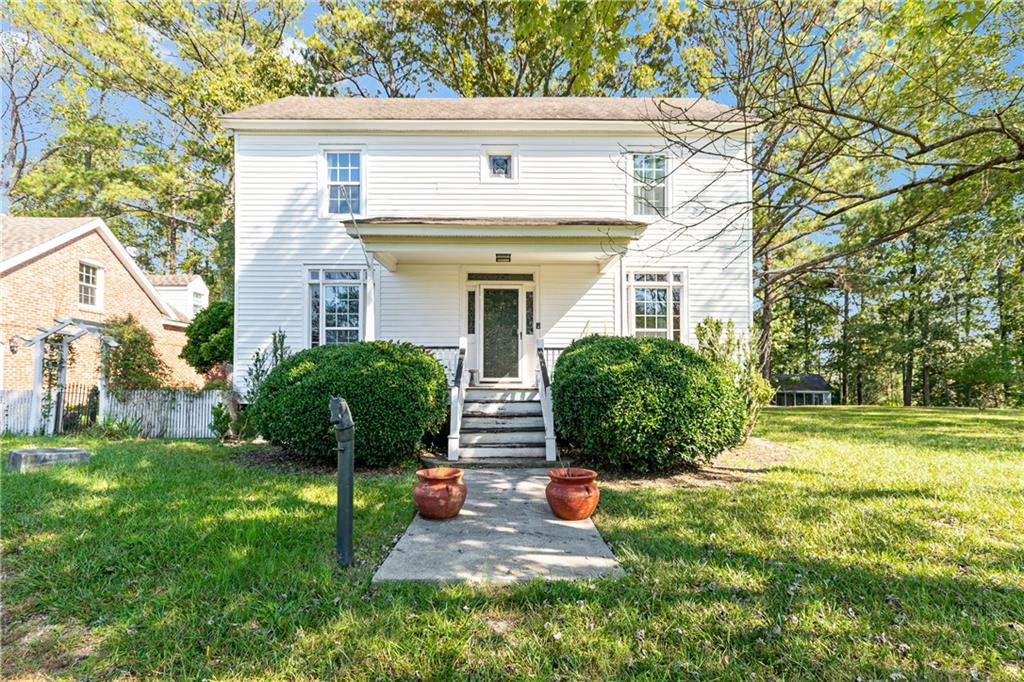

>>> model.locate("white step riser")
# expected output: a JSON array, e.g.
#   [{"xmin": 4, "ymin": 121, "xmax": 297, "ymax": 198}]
[
  {"xmin": 463, "ymin": 401, "xmax": 542, "ymax": 416},
  {"xmin": 460, "ymin": 431, "xmax": 546, "ymax": 446},
  {"xmin": 464, "ymin": 389, "xmax": 540, "ymax": 401},
  {"xmin": 462, "ymin": 416, "xmax": 545, "ymax": 430},
  {"xmin": 460, "ymin": 446, "xmax": 548, "ymax": 459}
]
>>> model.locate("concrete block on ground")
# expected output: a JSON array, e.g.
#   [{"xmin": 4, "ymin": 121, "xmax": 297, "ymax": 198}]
[{"xmin": 6, "ymin": 448, "xmax": 91, "ymax": 473}]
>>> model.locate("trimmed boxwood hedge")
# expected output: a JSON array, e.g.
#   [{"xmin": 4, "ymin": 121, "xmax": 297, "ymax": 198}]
[
  {"xmin": 249, "ymin": 341, "xmax": 448, "ymax": 466},
  {"xmin": 552, "ymin": 335, "xmax": 744, "ymax": 472}
]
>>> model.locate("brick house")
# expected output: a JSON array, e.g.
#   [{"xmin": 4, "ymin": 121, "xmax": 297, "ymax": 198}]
[{"xmin": 0, "ymin": 216, "xmax": 204, "ymax": 390}]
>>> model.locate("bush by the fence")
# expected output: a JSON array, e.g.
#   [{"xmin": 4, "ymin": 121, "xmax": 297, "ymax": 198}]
[
  {"xmin": 250, "ymin": 341, "xmax": 448, "ymax": 465},
  {"xmin": 552, "ymin": 335, "xmax": 744, "ymax": 472}
]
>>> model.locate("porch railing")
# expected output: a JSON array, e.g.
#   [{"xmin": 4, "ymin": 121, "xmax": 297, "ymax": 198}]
[
  {"xmin": 542, "ymin": 346, "xmax": 566, "ymax": 375},
  {"xmin": 535, "ymin": 340, "xmax": 557, "ymax": 461},
  {"xmin": 423, "ymin": 346, "xmax": 461, "ymax": 386},
  {"xmin": 446, "ymin": 341, "xmax": 468, "ymax": 461}
]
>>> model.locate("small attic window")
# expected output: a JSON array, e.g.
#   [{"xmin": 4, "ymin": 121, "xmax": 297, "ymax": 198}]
[
  {"xmin": 481, "ymin": 147, "xmax": 517, "ymax": 183},
  {"xmin": 489, "ymin": 154, "xmax": 512, "ymax": 178}
]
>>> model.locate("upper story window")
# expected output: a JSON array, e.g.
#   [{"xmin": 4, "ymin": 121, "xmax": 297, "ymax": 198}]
[
  {"xmin": 481, "ymin": 147, "xmax": 518, "ymax": 183},
  {"xmin": 632, "ymin": 153, "xmax": 667, "ymax": 216},
  {"xmin": 627, "ymin": 271, "xmax": 685, "ymax": 342},
  {"xmin": 488, "ymin": 154, "xmax": 512, "ymax": 179},
  {"xmin": 324, "ymin": 151, "xmax": 362, "ymax": 216},
  {"xmin": 192, "ymin": 291, "xmax": 205, "ymax": 316},
  {"xmin": 308, "ymin": 268, "xmax": 365, "ymax": 346},
  {"xmin": 78, "ymin": 262, "xmax": 100, "ymax": 308}
]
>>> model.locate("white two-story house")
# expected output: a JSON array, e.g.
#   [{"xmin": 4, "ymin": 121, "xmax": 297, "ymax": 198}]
[{"xmin": 220, "ymin": 97, "xmax": 753, "ymax": 461}]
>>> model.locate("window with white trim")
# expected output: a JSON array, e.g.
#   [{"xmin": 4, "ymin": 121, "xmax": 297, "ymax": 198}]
[
  {"xmin": 324, "ymin": 151, "xmax": 362, "ymax": 216},
  {"xmin": 627, "ymin": 272, "xmax": 685, "ymax": 341},
  {"xmin": 192, "ymin": 292, "xmax": 205, "ymax": 316},
  {"xmin": 308, "ymin": 268, "xmax": 365, "ymax": 346},
  {"xmin": 78, "ymin": 262, "xmax": 100, "ymax": 307},
  {"xmin": 481, "ymin": 147, "xmax": 518, "ymax": 182},
  {"xmin": 632, "ymin": 153, "xmax": 667, "ymax": 216}
]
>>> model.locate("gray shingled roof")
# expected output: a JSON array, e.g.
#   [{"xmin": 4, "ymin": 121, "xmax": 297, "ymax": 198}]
[
  {"xmin": 147, "ymin": 272, "xmax": 199, "ymax": 287},
  {"xmin": 1, "ymin": 216, "xmax": 100, "ymax": 262},
  {"xmin": 772, "ymin": 374, "xmax": 836, "ymax": 392},
  {"xmin": 221, "ymin": 96, "xmax": 745, "ymax": 123}
]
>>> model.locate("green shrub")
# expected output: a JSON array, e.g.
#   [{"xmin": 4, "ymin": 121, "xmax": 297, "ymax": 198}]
[
  {"xmin": 249, "ymin": 341, "xmax": 448, "ymax": 465},
  {"xmin": 181, "ymin": 301, "xmax": 233, "ymax": 373},
  {"xmin": 102, "ymin": 315, "xmax": 168, "ymax": 392},
  {"xmin": 552, "ymin": 335, "xmax": 744, "ymax": 472},
  {"xmin": 209, "ymin": 402, "xmax": 232, "ymax": 440},
  {"xmin": 695, "ymin": 317, "xmax": 775, "ymax": 442},
  {"xmin": 83, "ymin": 416, "xmax": 142, "ymax": 440}
]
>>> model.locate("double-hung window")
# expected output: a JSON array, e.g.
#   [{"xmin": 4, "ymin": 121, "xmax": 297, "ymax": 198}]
[
  {"xmin": 632, "ymin": 153, "xmax": 667, "ymax": 216},
  {"xmin": 78, "ymin": 262, "xmax": 100, "ymax": 307},
  {"xmin": 628, "ymin": 272, "xmax": 685, "ymax": 342},
  {"xmin": 324, "ymin": 151, "xmax": 362, "ymax": 216},
  {"xmin": 308, "ymin": 268, "xmax": 365, "ymax": 346}
]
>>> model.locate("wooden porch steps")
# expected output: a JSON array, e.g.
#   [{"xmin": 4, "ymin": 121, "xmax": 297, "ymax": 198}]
[{"xmin": 457, "ymin": 386, "xmax": 548, "ymax": 459}]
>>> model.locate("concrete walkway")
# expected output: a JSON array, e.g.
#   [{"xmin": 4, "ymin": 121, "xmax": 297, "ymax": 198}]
[{"xmin": 372, "ymin": 468, "xmax": 624, "ymax": 583}]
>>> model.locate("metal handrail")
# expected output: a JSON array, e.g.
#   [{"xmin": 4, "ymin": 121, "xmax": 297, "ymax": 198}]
[
  {"xmin": 537, "ymin": 347, "xmax": 552, "ymax": 390},
  {"xmin": 453, "ymin": 348, "xmax": 465, "ymax": 387},
  {"xmin": 536, "ymin": 341, "xmax": 557, "ymax": 462}
]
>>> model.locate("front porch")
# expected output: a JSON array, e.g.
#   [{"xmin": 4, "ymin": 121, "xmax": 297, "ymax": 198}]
[{"xmin": 350, "ymin": 216, "xmax": 644, "ymax": 463}]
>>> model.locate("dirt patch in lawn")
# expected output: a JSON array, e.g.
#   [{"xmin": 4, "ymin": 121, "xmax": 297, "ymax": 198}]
[
  {"xmin": 1, "ymin": 613, "xmax": 101, "ymax": 680},
  {"xmin": 229, "ymin": 443, "xmax": 412, "ymax": 477},
  {"xmin": 601, "ymin": 437, "xmax": 797, "ymax": 490}
]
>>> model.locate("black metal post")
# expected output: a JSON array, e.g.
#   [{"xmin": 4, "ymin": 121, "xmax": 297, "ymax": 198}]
[{"xmin": 330, "ymin": 397, "xmax": 355, "ymax": 567}]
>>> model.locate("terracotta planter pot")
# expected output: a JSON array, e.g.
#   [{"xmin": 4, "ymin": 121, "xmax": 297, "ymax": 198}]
[
  {"xmin": 545, "ymin": 467, "xmax": 600, "ymax": 520},
  {"xmin": 413, "ymin": 467, "xmax": 467, "ymax": 520}
]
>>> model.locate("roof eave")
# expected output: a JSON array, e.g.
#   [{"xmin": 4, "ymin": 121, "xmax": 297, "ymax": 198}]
[
  {"xmin": 218, "ymin": 117, "xmax": 755, "ymax": 135},
  {"xmin": 346, "ymin": 221, "xmax": 646, "ymax": 241}
]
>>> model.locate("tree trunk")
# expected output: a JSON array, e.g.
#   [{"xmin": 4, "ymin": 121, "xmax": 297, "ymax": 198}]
[
  {"xmin": 996, "ymin": 264, "xmax": 1009, "ymax": 399},
  {"xmin": 903, "ymin": 232, "xmax": 917, "ymax": 407},
  {"xmin": 840, "ymin": 287, "xmax": 850, "ymax": 404},
  {"xmin": 760, "ymin": 251, "xmax": 772, "ymax": 379},
  {"xmin": 903, "ymin": 356, "xmax": 914, "ymax": 407},
  {"xmin": 167, "ymin": 193, "xmax": 178, "ymax": 273},
  {"xmin": 922, "ymin": 363, "xmax": 931, "ymax": 406}
]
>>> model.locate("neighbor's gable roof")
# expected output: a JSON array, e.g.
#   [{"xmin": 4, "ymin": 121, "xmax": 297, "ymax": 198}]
[
  {"xmin": 147, "ymin": 272, "xmax": 200, "ymax": 287},
  {"xmin": 1, "ymin": 215, "xmax": 185, "ymax": 324},
  {"xmin": 1, "ymin": 216, "xmax": 101, "ymax": 262},
  {"xmin": 220, "ymin": 96, "xmax": 749, "ymax": 127},
  {"xmin": 772, "ymin": 374, "xmax": 835, "ymax": 392}
]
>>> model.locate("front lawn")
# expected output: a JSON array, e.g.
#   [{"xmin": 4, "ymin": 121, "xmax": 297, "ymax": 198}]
[{"xmin": 2, "ymin": 408, "xmax": 1022, "ymax": 679}]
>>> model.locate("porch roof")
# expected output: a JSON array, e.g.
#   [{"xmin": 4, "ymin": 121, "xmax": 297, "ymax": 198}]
[{"xmin": 345, "ymin": 217, "xmax": 644, "ymax": 270}]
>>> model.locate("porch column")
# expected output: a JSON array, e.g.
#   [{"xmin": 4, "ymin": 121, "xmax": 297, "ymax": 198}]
[{"xmin": 364, "ymin": 267, "xmax": 378, "ymax": 341}]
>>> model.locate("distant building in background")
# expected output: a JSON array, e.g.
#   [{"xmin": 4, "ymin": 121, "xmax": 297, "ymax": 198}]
[
  {"xmin": 772, "ymin": 373, "xmax": 835, "ymax": 406},
  {"xmin": 0, "ymin": 215, "xmax": 204, "ymax": 390},
  {"xmin": 147, "ymin": 273, "xmax": 209, "ymax": 322}
]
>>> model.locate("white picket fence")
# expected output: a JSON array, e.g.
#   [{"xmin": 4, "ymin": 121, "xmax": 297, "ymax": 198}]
[
  {"xmin": 106, "ymin": 390, "xmax": 224, "ymax": 439},
  {"xmin": 0, "ymin": 390, "xmax": 34, "ymax": 435},
  {"xmin": 1, "ymin": 388, "xmax": 223, "ymax": 439}
]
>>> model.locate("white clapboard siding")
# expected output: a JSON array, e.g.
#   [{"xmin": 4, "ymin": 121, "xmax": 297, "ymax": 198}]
[
  {"xmin": 233, "ymin": 131, "xmax": 752, "ymax": 380},
  {"xmin": 106, "ymin": 390, "xmax": 223, "ymax": 439},
  {"xmin": 1, "ymin": 390, "xmax": 34, "ymax": 435},
  {"xmin": 538, "ymin": 264, "xmax": 617, "ymax": 345}
]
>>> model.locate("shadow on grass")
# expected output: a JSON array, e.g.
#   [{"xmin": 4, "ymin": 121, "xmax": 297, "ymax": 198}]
[
  {"xmin": 1, "ymin": 438, "xmax": 414, "ymax": 678},
  {"xmin": 3, "ymin": 430, "xmax": 1022, "ymax": 680}
]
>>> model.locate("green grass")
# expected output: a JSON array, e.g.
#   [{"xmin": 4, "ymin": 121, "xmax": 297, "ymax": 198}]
[{"xmin": 2, "ymin": 407, "xmax": 1022, "ymax": 680}]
